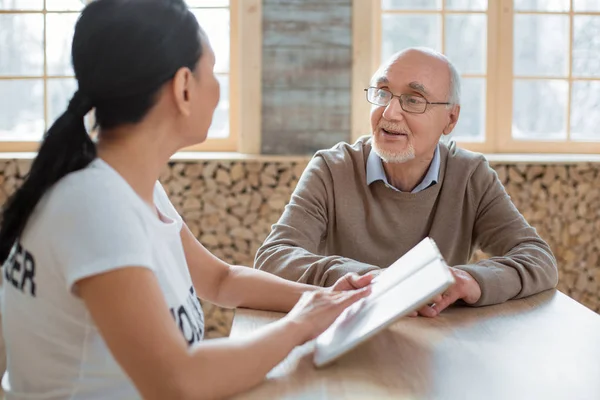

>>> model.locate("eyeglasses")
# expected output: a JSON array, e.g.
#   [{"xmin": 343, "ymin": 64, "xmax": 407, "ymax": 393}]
[{"xmin": 364, "ymin": 87, "xmax": 451, "ymax": 114}]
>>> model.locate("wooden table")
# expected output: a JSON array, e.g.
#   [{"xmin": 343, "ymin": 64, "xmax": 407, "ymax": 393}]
[{"xmin": 230, "ymin": 290, "xmax": 600, "ymax": 400}]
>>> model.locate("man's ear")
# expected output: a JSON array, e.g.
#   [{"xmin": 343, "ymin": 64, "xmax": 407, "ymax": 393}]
[
  {"xmin": 172, "ymin": 67, "xmax": 193, "ymax": 117},
  {"xmin": 443, "ymin": 104, "xmax": 460, "ymax": 135}
]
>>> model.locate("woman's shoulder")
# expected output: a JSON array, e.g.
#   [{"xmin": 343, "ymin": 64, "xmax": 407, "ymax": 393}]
[
  {"xmin": 44, "ymin": 159, "xmax": 142, "ymax": 220},
  {"xmin": 51, "ymin": 160, "xmax": 116, "ymax": 197}
]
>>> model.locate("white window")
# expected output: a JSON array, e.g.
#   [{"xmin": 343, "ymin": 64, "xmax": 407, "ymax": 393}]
[
  {"xmin": 353, "ymin": 0, "xmax": 600, "ymax": 154},
  {"xmin": 0, "ymin": 0, "xmax": 262, "ymax": 153}
]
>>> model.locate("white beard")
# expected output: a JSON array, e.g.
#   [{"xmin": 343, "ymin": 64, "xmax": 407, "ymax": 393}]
[{"xmin": 372, "ymin": 136, "xmax": 416, "ymax": 164}]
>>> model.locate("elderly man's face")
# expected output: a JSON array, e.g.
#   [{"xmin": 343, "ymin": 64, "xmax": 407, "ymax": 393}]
[{"xmin": 369, "ymin": 51, "xmax": 459, "ymax": 163}]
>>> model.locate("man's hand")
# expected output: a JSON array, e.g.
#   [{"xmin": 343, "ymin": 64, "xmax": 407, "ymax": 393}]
[
  {"xmin": 412, "ymin": 267, "xmax": 482, "ymax": 318},
  {"xmin": 330, "ymin": 272, "xmax": 376, "ymax": 292}
]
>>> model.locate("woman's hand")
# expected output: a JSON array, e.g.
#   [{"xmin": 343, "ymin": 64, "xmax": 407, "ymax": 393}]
[{"xmin": 283, "ymin": 286, "xmax": 371, "ymax": 344}]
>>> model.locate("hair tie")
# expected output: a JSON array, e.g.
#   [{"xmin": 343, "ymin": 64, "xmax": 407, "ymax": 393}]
[{"xmin": 67, "ymin": 91, "xmax": 94, "ymax": 118}]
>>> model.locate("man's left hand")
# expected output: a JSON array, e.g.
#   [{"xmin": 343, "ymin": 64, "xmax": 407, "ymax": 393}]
[{"xmin": 413, "ymin": 267, "xmax": 482, "ymax": 318}]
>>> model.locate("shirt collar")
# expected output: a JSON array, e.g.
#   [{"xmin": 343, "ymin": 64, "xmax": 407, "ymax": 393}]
[{"xmin": 366, "ymin": 144, "xmax": 441, "ymax": 193}]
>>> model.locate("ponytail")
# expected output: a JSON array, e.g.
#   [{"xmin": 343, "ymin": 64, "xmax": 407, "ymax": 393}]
[
  {"xmin": 0, "ymin": 91, "xmax": 95, "ymax": 263},
  {"xmin": 0, "ymin": 0, "xmax": 204, "ymax": 264}
]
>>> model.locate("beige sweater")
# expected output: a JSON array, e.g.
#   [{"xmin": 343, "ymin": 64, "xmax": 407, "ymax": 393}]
[{"xmin": 254, "ymin": 137, "xmax": 558, "ymax": 306}]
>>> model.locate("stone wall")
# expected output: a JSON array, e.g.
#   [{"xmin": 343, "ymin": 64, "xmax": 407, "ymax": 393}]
[{"xmin": 1, "ymin": 158, "xmax": 599, "ymax": 338}]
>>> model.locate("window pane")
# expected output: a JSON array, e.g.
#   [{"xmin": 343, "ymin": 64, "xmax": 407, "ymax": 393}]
[
  {"xmin": 0, "ymin": 14, "xmax": 44, "ymax": 76},
  {"xmin": 46, "ymin": 0, "xmax": 85, "ymax": 11},
  {"xmin": 0, "ymin": 79, "xmax": 44, "ymax": 141},
  {"xmin": 572, "ymin": 16, "xmax": 600, "ymax": 78},
  {"xmin": 445, "ymin": 0, "xmax": 487, "ymax": 10},
  {"xmin": 571, "ymin": 81, "xmax": 600, "ymax": 141},
  {"xmin": 514, "ymin": 15, "xmax": 569, "ymax": 77},
  {"xmin": 186, "ymin": 0, "xmax": 229, "ymax": 7},
  {"xmin": 47, "ymin": 78, "xmax": 77, "ymax": 126},
  {"xmin": 445, "ymin": 14, "xmax": 486, "ymax": 74},
  {"xmin": 452, "ymin": 78, "xmax": 485, "ymax": 141},
  {"xmin": 208, "ymin": 75, "xmax": 229, "ymax": 139},
  {"xmin": 47, "ymin": 13, "xmax": 79, "ymax": 76},
  {"xmin": 512, "ymin": 79, "xmax": 568, "ymax": 141},
  {"xmin": 574, "ymin": 0, "xmax": 600, "ymax": 11},
  {"xmin": 191, "ymin": 9, "xmax": 229, "ymax": 74},
  {"xmin": 514, "ymin": 0, "xmax": 569, "ymax": 12},
  {"xmin": 381, "ymin": 14, "xmax": 441, "ymax": 62},
  {"xmin": 382, "ymin": 0, "xmax": 441, "ymax": 10},
  {"xmin": 0, "ymin": 0, "xmax": 42, "ymax": 10}
]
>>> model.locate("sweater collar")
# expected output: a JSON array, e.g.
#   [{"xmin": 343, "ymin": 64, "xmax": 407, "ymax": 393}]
[{"xmin": 366, "ymin": 143, "xmax": 441, "ymax": 193}]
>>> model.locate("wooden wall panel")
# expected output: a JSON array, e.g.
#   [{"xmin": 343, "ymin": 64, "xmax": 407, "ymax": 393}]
[{"xmin": 261, "ymin": 0, "xmax": 353, "ymax": 155}]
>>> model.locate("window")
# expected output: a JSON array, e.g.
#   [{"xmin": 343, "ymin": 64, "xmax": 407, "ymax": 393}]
[
  {"xmin": 499, "ymin": 0, "xmax": 600, "ymax": 153},
  {"xmin": 0, "ymin": 0, "xmax": 261, "ymax": 153},
  {"xmin": 0, "ymin": 0, "xmax": 87, "ymax": 152},
  {"xmin": 353, "ymin": 0, "xmax": 600, "ymax": 154},
  {"xmin": 187, "ymin": 0, "xmax": 236, "ymax": 151}
]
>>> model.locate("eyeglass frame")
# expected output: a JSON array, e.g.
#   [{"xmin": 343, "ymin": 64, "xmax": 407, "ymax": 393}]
[{"xmin": 364, "ymin": 87, "xmax": 452, "ymax": 114}]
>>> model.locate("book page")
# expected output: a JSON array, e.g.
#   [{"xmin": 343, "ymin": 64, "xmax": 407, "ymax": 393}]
[
  {"xmin": 368, "ymin": 237, "xmax": 442, "ymax": 302},
  {"xmin": 313, "ymin": 238, "xmax": 454, "ymax": 368}
]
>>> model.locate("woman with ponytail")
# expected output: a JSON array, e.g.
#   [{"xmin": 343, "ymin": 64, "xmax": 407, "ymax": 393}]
[{"xmin": 0, "ymin": 1, "xmax": 373, "ymax": 398}]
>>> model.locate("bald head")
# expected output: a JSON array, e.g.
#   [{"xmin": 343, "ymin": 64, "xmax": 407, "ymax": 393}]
[{"xmin": 371, "ymin": 47, "xmax": 461, "ymax": 106}]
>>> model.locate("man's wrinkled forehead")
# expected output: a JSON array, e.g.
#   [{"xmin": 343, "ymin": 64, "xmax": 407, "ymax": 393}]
[
  {"xmin": 371, "ymin": 53, "xmax": 448, "ymax": 98},
  {"xmin": 371, "ymin": 74, "xmax": 430, "ymax": 97}
]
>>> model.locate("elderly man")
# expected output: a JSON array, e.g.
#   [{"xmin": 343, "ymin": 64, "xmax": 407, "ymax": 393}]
[{"xmin": 254, "ymin": 48, "xmax": 558, "ymax": 316}]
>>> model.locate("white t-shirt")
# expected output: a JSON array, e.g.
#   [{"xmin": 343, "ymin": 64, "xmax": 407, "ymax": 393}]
[{"xmin": 1, "ymin": 158, "xmax": 204, "ymax": 399}]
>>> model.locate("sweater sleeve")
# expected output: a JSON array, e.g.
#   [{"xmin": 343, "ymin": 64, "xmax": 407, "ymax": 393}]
[
  {"xmin": 254, "ymin": 154, "xmax": 380, "ymax": 287},
  {"xmin": 454, "ymin": 159, "xmax": 558, "ymax": 306}
]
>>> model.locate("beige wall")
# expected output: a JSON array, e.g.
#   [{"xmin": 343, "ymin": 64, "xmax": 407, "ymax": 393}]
[{"xmin": 2, "ymin": 158, "xmax": 599, "ymax": 338}]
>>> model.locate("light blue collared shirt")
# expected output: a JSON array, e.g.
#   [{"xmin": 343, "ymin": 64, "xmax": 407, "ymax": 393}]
[{"xmin": 366, "ymin": 144, "xmax": 441, "ymax": 193}]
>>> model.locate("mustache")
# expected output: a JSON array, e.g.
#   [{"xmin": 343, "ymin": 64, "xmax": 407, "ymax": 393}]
[{"xmin": 377, "ymin": 122, "xmax": 409, "ymax": 134}]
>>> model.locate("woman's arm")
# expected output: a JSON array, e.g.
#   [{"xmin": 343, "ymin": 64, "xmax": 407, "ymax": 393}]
[
  {"xmin": 77, "ymin": 267, "xmax": 369, "ymax": 400},
  {"xmin": 180, "ymin": 223, "xmax": 373, "ymax": 311}
]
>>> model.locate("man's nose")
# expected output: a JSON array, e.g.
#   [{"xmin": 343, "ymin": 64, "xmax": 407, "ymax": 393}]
[{"xmin": 382, "ymin": 97, "xmax": 405, "ymax": 121}]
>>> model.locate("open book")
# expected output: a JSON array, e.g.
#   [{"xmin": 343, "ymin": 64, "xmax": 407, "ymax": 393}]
[{"xmin": 313, "ymin": 237, "xmax": 455, "ymax": 368}]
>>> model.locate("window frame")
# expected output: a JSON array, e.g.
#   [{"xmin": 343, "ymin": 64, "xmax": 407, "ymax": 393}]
[
  {"xmin": 0, "ymin": 0, "xmax": 262, "ymax": 154},
  {"xmin": 0, "ymin": 2, "xmax": 89, "ymax": 152},
  {"xmin": 353, "ymin": 0, "xmax": 600, "ymax": 154}
]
